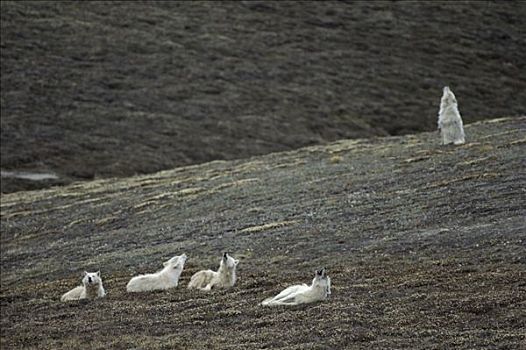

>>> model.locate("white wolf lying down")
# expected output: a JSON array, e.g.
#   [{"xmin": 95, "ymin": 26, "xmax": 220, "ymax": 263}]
[
  {"xmin": 261, "ymin": 268, "xmax": 331, "ymax": 306},
  {"xmin": 188, "ymin": 252, "xmax": 239, "ymax": 290},
  {"xmin": 126, "ymin": 254, "xmax": 187, "ymax": 292},
  {"xmin": 61, "ymin": 271, "xmax": 106, "ymax": 301},
  {"xmin": 438, "ymin": 86, "xmax": 465, "ymax": 145}
]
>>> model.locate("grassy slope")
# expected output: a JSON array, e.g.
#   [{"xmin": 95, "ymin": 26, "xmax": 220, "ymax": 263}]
[
  {"xmin": 1, "ymin": 117, "xmax": 525, "ymax": 349},
  {"xmin": 2, "ymin": 1, "xmax": 526, "ymax": 192}
]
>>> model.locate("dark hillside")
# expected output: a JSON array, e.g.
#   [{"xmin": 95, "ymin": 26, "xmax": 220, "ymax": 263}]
[
  {"xmin": 1, "ymin": 1, "xmax": 525, "ymax": 192},
  {"xmin": 1, "ymin": 117, "xmax": 525, "ymax": 349}
]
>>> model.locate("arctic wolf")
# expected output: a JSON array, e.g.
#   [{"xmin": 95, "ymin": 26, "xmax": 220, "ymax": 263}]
[
  {"xmin": 127, "ymin": 254, "xmax": 187, "ymax": 292},
  {"xmin": 261, "ymin": 268, "xmax": 331, "ymax": 306},
  {"xmin": 188, "ymin": 252, "xmax": 239, "ymax": 290},
  {"xmin": 61, "ymin": 271, "xmax": 106, "ymax": 301},
  {"xmin": 438, "ymin": 86, "xmax": 465, "ymax": 145}
]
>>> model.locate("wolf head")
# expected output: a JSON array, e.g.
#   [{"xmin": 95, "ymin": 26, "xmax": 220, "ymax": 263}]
[
  {"xmin": 221, "ymin": 252, "xmax": 239, "ymax": 269},
  {"xmin": 315, "ymin": 268, "xmax": 327, "ymax": 278},
  {"xmin": 163, "ymin": 254, "xmax": 187, "ymax": 270},
  {"xmin": 440, "ymin": 86, "xmax": 458, "ymax": 111},
  {"xmin": 82, "ymin": 271, "xmax": 102, "ymax": 286},
  {"xmin": 313, "ymin": 268, "xmax": 331, "ymax": 295}
]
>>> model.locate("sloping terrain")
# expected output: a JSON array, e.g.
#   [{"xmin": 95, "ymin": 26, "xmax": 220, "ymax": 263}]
[
  {"xmin": 2, "ymin": 1, "xmax": 526, "ymax": 193},
  {"xmin": 1, "ymin": 117, "xmax": 525, "ymax": 349}
]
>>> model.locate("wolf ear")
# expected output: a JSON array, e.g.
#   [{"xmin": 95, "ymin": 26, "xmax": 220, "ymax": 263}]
[
  {"xmin": 163, "ymin": 261, "xmax": 170, "ymax": 267},
  {"xmin": 443, "ymin": 86, "xmax": 450, "ymax": 93},
  {"xmin": 234, "ymin": 259, "xmax": 239, "ymax": 266},
  {"xmin": 96, "ymin": 271, "xmax": 101, "ymax": 277},
  {"xmin": 223, "ymin": 252, "xmax": 228, "ymax": 259},
  {"xmin": 84, "ymin": 271, "xmax": 88, "ymax": 276}
]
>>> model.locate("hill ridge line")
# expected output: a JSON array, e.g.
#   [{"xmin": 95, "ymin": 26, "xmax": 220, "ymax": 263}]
[{"xmin": 1, "ymin": 116, "xmax": 523, "ymax": 205}]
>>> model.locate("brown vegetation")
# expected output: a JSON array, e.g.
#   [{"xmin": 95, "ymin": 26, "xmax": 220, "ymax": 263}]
[
  {"xmin": 2, "ymin": 1, "xmax": 525, "ymax": 193},
  {"xmin": 1, "ymin": 118, "xmax": 525, "ymax": 349}
]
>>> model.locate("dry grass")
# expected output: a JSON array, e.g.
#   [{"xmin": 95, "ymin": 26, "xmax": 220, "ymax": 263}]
[
  {"xmin": 1, "ymin": 118, "xmax": 525, "ymax": 349},
  {"xmin": 2, "ymin": 2, "xmax": 526, "ymax": 193}
]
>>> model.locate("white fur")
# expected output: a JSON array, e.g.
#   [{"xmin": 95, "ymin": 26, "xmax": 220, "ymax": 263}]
[
  {"xmin": 261, "ymin": 268, "xmax": 331, "ymax": 306},
  {"xmin": 438, "ymin": 86, "xmax": 465, "ymax": 145},
  {"xmin": 188, "ymin": 253, "xmax": 239, "ymax": 290},
  {"xmin": 61, "ymin": 271, "xmax": 106, "ymax": 301},
  {"xmin": 126, "ymin": 254, "xmax": 187, "ymax": 292}
]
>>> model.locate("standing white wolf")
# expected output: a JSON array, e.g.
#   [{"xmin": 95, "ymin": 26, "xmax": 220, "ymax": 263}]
[
  {"xmin": 261, "ymin": 268, "xmax": 331, "ymax": 306},
  {"xmin": 61, "ymin": 271, "xmax": 106, "ymax": 301},
  {"xmin": 126, "ymin": 254, "xmax": 187, "ymax": 292},
  {"xmin": 438, "ymin": 86, "xmax": 465, "ymax": 145},
  {"xmin": 187, "ymin": 252, "xmax": 239, "ymax": 290}
]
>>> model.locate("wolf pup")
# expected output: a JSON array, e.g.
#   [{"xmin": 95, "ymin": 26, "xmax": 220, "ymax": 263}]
[
  {"xmin": 127, "ymin": 254, "xmax": 187, "ymax": 292},
  {"xmin": 261, "ymin": 268, "xmax": 331, "ymax": 306},
  {"xmin": 438, "ymin": 86, "xmax": 465, "ymax": 145},
  {"xmin": 61, "ymin": 271, "xmax": 106, "ymax": 301},
  {"xmin": 188, "ymin": 252, "xmax": 239, "ymax": 291}
]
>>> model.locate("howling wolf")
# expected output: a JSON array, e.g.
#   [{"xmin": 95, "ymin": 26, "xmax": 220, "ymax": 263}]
[
  {"xmin": 126, "ymin": 254, "xmax": 187, "ymax": 292},
  {"xmin": 61, "ymin": 271, "xmax": 106, "ymax": 301},
  {"xmin": 438, "ymin": 86, "xmax": 465, "ymax": 145},
  {"xmin": 261, "ymin": 268, "xmax": 331, "ymax": 306},
  {"xmin": 188, "ymin": 252, "xmax": 239, "ymax": 291}
]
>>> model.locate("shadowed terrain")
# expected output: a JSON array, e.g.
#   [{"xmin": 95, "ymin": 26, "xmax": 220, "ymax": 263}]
[
  {"xmin": 1, "ymin": 117, "xmax": 525, "ymax": 349},
  {"xmin": 2, "ymin": 1, "xmax": 526, "ymax": 192}
]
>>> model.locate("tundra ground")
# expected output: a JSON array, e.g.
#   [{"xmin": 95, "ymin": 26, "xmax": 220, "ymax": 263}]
[
  {"xmin": 2, "ymin": 1, "xmax": 525, "ymax": 193},
  {"xmin": 1, "ymin": 118, "xmax": 525, "ymax": 349}
]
